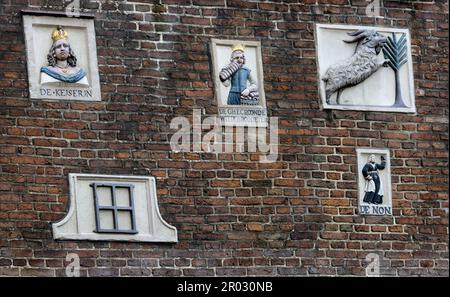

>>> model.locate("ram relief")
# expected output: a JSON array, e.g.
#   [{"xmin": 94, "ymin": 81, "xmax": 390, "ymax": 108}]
[{"xmin": 315, "ymin": 24, "xmax": 416, "ymax": 113}]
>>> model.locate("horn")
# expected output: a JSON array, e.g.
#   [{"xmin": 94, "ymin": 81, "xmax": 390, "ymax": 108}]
[
  {"xmin": 347, "ymin": 29, "xmax": 367, "ymax": 37},
  {"xmin": 343, "ymin": 29, "xmax": 368, "ymax": 43}
]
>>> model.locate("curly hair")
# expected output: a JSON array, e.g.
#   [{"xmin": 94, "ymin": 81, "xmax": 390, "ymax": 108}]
[{"xmin": 46, "ymin": 43, "xmax": 77, "ymax": 67}]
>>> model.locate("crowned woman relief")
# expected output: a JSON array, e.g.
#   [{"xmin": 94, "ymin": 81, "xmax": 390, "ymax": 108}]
[{"xmin": 40, "ymin": 26, "xmax": 88, "ymax": 85}]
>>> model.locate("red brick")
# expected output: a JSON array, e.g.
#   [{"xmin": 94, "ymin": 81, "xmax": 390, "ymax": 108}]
[{"xmin": 0, "ymin": 0, "xmax": 447, "ymax": 278}]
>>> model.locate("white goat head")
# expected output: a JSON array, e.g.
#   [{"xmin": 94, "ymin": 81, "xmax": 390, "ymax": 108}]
[{"xmin": 344, "ymin": 29, "xmax": 387, "ymax": 55}]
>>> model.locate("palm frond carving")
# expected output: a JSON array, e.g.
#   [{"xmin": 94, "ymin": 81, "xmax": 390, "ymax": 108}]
[{"xmin": 382, "ymin": 33, "xmax": 408, "ymax": 107}]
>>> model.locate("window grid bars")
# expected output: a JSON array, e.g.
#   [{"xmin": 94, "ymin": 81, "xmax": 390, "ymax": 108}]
[{"xmin": 90, "ymin": 183, "xmax": 138, "ymax": 234}]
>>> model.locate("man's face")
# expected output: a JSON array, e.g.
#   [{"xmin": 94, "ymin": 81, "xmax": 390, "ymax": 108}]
[
  {"xmin": 231, "ymin": 51, "xmax": 245, "ymax": 65},
  {"xmin": 369, "ymin": 155, "xmax": 376, "ymax": 163},
  {"xmin": 54, "ymin": 39, "xmax": 70, "ymax": 61}
]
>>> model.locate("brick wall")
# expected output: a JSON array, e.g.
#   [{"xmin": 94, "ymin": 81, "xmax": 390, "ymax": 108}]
[{"xmin": 0, "ymin": 0, "xmax": 448, "ymax": 277}]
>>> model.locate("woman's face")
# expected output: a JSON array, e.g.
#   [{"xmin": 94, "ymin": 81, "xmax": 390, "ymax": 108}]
[{"xmin": 53, "ymin": 39, "xmax": 70, "ymax": 61}]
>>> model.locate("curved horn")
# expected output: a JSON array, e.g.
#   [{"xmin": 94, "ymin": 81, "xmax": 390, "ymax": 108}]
[
  {"xmin": 343, "ymin": 29, "xmax": 368, "ymax": 43},
  {"xmin": 347, "ymin": 29, "xmax": 367, "ymax": 36}
]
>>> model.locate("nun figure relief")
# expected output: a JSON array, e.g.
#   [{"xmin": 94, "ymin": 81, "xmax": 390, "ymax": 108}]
[
  {"xmin": 40, "ymin": 26, "xmax": 88, "ymax": 85},
  {"xmin": 362, "ymin": 154, "xmax": 386, "ymax": 204}
]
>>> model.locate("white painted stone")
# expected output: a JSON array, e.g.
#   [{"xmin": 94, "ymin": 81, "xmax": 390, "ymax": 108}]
[
  {"xmin": 211, "ymin": 39, "xmax": 268, "ymax": 127},
  {"xmin": 23, "ymin": 15, "xmax": 101, "ymax": 101},
  {"xmin": 356, "ymin": 148, "xmax": 393, "ymax": 216},
  {"xmin": 315, "ymin": 24, "xmax": 416, "ymax": 113},
  {"xmin": 52, "ymin": 174, "xmax": 178, "ymax": 242}
]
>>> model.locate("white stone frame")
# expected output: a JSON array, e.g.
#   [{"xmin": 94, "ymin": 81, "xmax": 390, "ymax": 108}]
[
  {"xmin": 315, "ymin": 24, "xmax": 416, "ymax": 113},
  {"xmin": 356, "ymin": 148, "xmax": 393, "ymax": 216},
  {"xmin": 210, "ymin": 39, "xmax": 268, "ymax": 127},
  {"xmin": 52, "ymin": 174, "xmax": 178, "ymax": 242},
  {"xmin": 23, "ymin": 14, "xmax": 101, "ymax": 101}
]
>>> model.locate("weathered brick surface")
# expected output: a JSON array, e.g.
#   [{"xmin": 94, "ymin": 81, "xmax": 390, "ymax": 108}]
[{"xmin": 0, "ymin": 0, "xmax": 448, "ymax": 276}]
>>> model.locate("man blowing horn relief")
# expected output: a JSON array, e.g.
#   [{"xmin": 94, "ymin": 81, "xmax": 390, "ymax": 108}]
[
  {"xmin": 322, "ymin": 29, "xmax": 389, "ymax": 105},
  {"xmin": 219, "ymin": 44, "xmax": 259, "ymax": 105}
]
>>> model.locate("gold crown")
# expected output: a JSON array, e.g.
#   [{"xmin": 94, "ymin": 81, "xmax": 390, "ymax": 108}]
[
  {"xmin": 51, "ymin": 26, "xmax": 68, "ymax": 42},
  {"xmin": 231, "ymin": 44, "xmax": 245, "ymax": 53}
]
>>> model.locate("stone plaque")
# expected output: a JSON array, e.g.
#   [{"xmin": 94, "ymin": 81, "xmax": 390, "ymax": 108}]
[
  {"xmin": 23, "ymin": 14, "xmax": 101, "ymax": 101},
  {"xmin": 356, "ymin": 148, "xmax": 393, "ymax": 216},
  {"xmin": 211, "ymin": 39, "xmax": 267, "ymax": 127},
  {"xmin": 315, "ymin": 24, "xmax": 415, "ymax": 113},
  {"xmin": 52, "ymin": 174, "xmax": 178, "ymax": 242}
]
